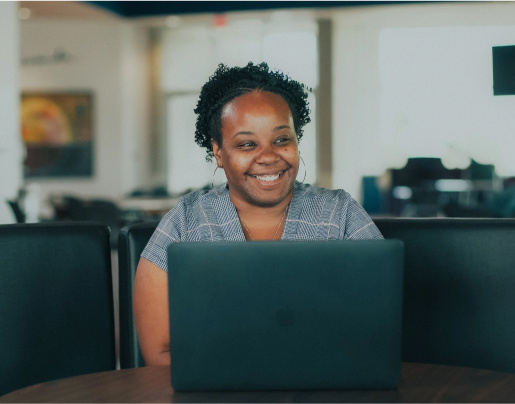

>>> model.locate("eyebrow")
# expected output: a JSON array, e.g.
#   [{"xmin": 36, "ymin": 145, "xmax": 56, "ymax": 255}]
[{"xmin": 233, "ymin": 125, "xmax": 292, "ymax": 138}]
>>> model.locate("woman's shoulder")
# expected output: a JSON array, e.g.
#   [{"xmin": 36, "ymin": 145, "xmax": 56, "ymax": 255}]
[
  {"xmin": 156, "ymin": 185, "xmax": 229, "ymax": 236},
  {"xmin": 294, "ymin": 182, "xmax": 351, "ymax": 202},
  {"xmin": 175, "ymin": 184, "xmax": 228, "ymax": 209}
]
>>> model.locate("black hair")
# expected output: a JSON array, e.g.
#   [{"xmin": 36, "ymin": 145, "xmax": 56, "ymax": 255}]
[{"xmin": 194, "ymin": 62, "xmax": 311, "ymax": 161}]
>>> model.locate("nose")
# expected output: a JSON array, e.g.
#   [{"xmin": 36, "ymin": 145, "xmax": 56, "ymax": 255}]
[{"xmin": 256, "ymin": 144, "xmax": 280, "ymax": 165}]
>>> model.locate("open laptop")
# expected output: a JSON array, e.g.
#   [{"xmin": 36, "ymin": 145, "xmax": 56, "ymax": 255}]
[{"xmin": 167, "ymin": 239, "xmax": 404, "ymax": 391}]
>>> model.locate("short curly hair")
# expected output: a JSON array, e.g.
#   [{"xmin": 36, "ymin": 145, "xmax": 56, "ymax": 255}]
[{"xmin": 194, "ymin": 62, "xmax": 311, "ymax": 161}]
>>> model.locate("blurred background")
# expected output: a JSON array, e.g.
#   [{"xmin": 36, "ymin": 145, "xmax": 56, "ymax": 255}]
[{"xmin": 2, "ymin": 0, "xmax": 515, "ymax": 244}]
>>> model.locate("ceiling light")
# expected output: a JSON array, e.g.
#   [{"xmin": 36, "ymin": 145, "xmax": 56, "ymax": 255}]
[{"xmin": 18, "ymin": 7, "xmax": 31, "ymax": 20}]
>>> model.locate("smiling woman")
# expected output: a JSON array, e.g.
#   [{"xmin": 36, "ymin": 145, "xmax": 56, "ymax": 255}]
[
  {"xmin": 213, "ymin": 91, "xmax": 298, "ymax": 210},
  {"xmin": 132, "ymin": 62, "xmax": 383, "ymax": 366}
]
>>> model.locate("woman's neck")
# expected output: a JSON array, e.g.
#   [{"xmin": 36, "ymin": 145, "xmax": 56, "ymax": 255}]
[{"xmin": 230, "ymin": 192, "xmax": 293, "ymax": 241}]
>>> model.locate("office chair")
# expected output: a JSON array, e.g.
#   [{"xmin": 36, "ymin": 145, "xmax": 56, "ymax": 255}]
[
  {"xmin": 118, "ymin": 221, "xmax": 159, "ymax": 368},
  {"xmin": 119, "ymin": 217, "xmax": 515, "ymax": 374},
  {"xmin": 0, "ymin": 222, "xmax": 116, "ymax": 396},
  {"xmin": 374, "ymin": 217, "xmax": 515, "ymax": 373},
  {"xmin": 53, "ymin": 196, "xmax": 123, "ymax": 249},
  {"xmin": 7, "ymin": 200, "xmax": 25, "ymax": 223}
]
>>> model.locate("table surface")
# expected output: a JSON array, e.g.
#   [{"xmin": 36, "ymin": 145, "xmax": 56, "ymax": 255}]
[{"xmin": 2, "ymin": 362, "xmax": 515, "ymax": 403}]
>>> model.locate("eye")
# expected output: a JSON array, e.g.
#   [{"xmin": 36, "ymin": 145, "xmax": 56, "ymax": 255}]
[
  {"xmin": 238, "ymin": 141, "xmax": 257, "ymax": 149},
  {"xmin": 274, "ymin": 136, "xmax": 291, "ymax": 145}
]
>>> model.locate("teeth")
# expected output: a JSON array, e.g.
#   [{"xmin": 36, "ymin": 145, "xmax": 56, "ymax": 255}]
[{"xmin": 254, "ymin": 173, "xmax": 281, "ymax": 181}]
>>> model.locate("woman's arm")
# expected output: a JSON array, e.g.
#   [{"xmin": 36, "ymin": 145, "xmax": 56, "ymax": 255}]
[{"xmin": 133, "ymin": 257, "xmax": 171, "ymax": 366}]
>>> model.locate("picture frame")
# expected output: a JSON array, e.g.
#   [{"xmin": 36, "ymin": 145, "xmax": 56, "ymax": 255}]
[{"xmin": 21, "ymin": 92, "xmax": 94, "ymax": 178}]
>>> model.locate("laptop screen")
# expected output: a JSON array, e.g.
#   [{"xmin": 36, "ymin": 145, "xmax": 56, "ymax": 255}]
[{"xmin": 168, "ymin": 239, "xmax": 404, "ymax": 391}]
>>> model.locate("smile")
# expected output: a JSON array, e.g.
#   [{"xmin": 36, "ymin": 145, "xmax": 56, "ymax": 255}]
[{"xmin": 251, "ymin": 171, "xmax": 285, "ymax": 182}]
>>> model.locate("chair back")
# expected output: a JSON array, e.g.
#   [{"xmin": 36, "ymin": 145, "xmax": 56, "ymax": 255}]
[
  {"xmin": 7, "ymin": 200, "xmax": 25, "ymax": 223},
  {"xmin": 374, "ymin": 217, "xmax": 515, "ymax": 373},
  {"xmin": 0, "ymin": 222, "xmax": 115, "ymax": 396},
  {"xmin": 118, "ymin": 221, "xmax": 159, "ymax": 368},
  {"xmin": 118, "ymin": 217, "xmax": 515, "ymax": 373}
]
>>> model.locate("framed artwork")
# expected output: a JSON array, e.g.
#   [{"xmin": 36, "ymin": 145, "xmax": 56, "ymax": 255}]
[{"xmin": 21, "ymin": 92, "xmax": 93, "ymax": 178}]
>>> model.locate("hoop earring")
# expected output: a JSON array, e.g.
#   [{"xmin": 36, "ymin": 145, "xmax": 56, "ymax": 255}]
[
  {"xmin": 299, "ymin": 155, "xmax": 307, "ymax": 184},
  {"xmin": 212, "ymin": 165, "xmax": 223, "ymax": 189},
  {"xmin": 212, "ymin": 166, "xmax": 218, "ymax": 189}
]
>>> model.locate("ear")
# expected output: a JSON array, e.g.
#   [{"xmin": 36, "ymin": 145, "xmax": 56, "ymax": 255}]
[{"xmin": 211, "ymin": 140, "xmax": 223, "ymax": 168}]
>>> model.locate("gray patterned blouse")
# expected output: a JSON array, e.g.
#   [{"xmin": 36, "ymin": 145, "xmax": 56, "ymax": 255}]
[{"xmin": 141, "ymin": 182, "xmax": 383, "ymax": 271}]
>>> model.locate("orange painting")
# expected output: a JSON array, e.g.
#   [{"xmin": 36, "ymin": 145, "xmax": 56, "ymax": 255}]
[{"xmin": 21, "ymin": 93, "xmax": 93, "ymax": 177}]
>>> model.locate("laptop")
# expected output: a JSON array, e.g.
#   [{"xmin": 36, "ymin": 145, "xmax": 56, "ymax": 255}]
[{"xmin": 167, "ymin": 239, "xmax": 404, "ymax": 391}]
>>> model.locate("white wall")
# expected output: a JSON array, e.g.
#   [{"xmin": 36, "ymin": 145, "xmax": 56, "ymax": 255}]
[
  {"xmin": 160, "ymin": 17, "xmax": 319, "ymax": 195},
  {"xmin": 0, "ymin": 2, "xmax": 22, "ymax": 223},
  {"xmin": 332, "ymin": 2, "xmax": 515, "ymax": 200},
  {"xmin": 15, "ymin": 2, "xmax": 515, "ymax": 210},
  {"xmin": 20, "ymin": 19, "xmax": 151, "ymax": 209}
]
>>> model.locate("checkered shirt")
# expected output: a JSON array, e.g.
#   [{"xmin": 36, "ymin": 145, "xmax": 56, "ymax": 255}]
[{"xmin": 141, "ymin": 182, "xmax": 383, "ymax": 271}]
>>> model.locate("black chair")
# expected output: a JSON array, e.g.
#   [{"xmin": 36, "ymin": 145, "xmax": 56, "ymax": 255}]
[
  {"xmin": 50, "ymin": 195, "xmax": 123, "ymax": 248},
  {"xmin": 119, "ymin": 217, "xmax": 515, "ymax": 374},
  {"xmin": 374, "ymin": 217, "xmax": 515, "ymax": 373},
  {"xmin": 118, "ymin": 221, "xmax": 159, "ymax": 368},
  {"xmin": 6, "ymin": 200, "xmax": 25, "ymax": 223},
  {"xmin": 0, "ymin": 222, "xmax": 116, "ymax": 396}
]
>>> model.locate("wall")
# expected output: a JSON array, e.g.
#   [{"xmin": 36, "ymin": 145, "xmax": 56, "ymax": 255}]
[
  {"xmin": 332, "ymin": 2, "xmax": 515, "ymax": 200},
  {"xmin": 16, "ymin": 2, "xmax": 515, "ymax": 210},
  {"xmin": 159, "ymin": 16, "xmax": 319, "ymax": 195},
  {"xmin": 0, "ymin": 2, "xmax": 22, "ymax": 223},
  {"xmin": 20, "ymin": 19, "xmax": 151, "ymax": 213}
]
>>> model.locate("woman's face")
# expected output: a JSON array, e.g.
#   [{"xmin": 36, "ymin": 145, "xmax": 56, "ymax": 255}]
[{"xmin": 212, "ymin": 90, "xmax": 299, "ymax": 208}]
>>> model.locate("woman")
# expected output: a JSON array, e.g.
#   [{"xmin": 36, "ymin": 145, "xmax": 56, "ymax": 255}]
[{"xmin": 133, "ymin": 62, "xmax": 383, "ymax": 366}]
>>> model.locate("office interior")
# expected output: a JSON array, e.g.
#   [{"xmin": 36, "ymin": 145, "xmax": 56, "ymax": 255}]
[
  {"xmin": 2, "ymin": 2, "xmax": 515, "ymax": 393},
  {"xmin": 2, "ymin": 0, "xmax": 515, "ymax": 235}
]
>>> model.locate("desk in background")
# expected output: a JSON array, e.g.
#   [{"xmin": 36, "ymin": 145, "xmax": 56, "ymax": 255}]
[
  {"xmin": 2, "ymin": 363, "xmax": 515, "ymax": 403},
  {"xmin": 117, "ymin": 196, "xmax": 178, "ymax": 223}
]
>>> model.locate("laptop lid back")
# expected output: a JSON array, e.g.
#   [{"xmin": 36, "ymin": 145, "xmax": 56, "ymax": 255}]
[{"xmin": 168, "ymin": 240, "xmax": 404, "ymax": 391}]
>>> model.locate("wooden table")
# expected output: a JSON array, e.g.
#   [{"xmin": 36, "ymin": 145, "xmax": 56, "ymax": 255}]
[{"xmin": 2, "ymin": 362, "xmax": 515, "ymax": 403}]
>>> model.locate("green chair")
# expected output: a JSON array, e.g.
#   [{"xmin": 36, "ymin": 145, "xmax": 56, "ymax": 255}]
[
  {"xmin": 118, "ymin": 217, "xmax": 515, "ymax": 374},
  {"xmin": 374, "ymin": 217, "xmax": 515, "ymax": 373},
  {"xmin": 0, "ymin": 222, "xmax": 116, "ymax": 396},
  {"xmin": 118, "ymin": 221, "xmax": 159, "ymax": 368}
]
